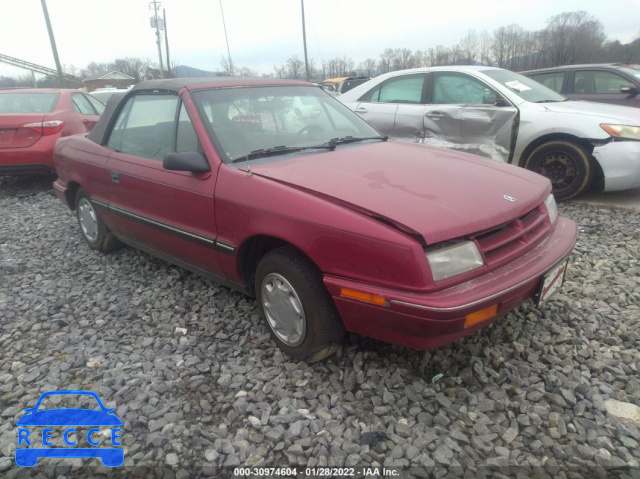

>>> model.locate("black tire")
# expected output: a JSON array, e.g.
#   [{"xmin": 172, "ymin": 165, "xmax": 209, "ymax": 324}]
[
  {"xmin": 255, "ymin": 247, "xmax": 344, "ymax": 362},
  {"xmin": 524, "ymin": 140, "xmax": 593, "ymax": 201},
  {"xmin": 75, "ymin": 188, "xmax": 121, "ymax": 252}
]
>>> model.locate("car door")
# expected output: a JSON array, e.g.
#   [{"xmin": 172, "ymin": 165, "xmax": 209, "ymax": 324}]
[
  {"xmin": 352, "ymin": 73, "xmax": 427, "ymax": 140},
  {"xmin": 569, "ymin": 69, "xmax": 639, "ymax": 106},
  {"xmin": 70, "ymin": 93, "xmax": 101, "ymax": 131},
  {"xmin": 104, "ymin": 91, "xmax": 222, "ymax": 276},
  {"xmin": 427, "ymin": 71, "xmax": 518, "ymax": 161}
]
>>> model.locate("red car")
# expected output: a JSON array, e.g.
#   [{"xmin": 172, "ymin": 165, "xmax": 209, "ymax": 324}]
[
  {"xmin": 0, "ymin": 88, "xmax": 104, "ymax": 175},
  {"xmin": 53, "ymin": 78, "xmax": 577, "ymax": 362}
]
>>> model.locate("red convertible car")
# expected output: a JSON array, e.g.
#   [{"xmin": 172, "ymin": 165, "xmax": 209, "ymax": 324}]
[
  {"xmin": 0, "ymin": 88, "xmax": 104, "ymax": 175},
  {"xmin": 53, "ymin": 78, "xmax": 577, "ymax": 362}
]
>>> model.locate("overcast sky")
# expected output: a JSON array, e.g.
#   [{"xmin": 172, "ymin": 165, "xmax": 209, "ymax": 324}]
[{"xmin": 1, "ymin": 0, "xmax": 639, "ymax": 78}]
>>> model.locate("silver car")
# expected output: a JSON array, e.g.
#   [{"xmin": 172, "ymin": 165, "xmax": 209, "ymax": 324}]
[{"xmin": 339, "ymin": 66, "xmax": 640, "ymax": 200}]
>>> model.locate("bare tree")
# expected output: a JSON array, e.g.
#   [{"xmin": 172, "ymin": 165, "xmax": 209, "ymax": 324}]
[
  {"xmin": 112, "ymin": 57, "xmax": 147, "ymax": 82},
  {"xmin": 378, "ymin": 48, "xmax": 395, "ymax": 73},
  {"xmin": 286, "ymin": 56, "xmax": 304, "ymax": 79},
  {"xmin": 478, "ymin": 31, "xmax": 492, "ymax": 65},
  {"xmin": 459, "ymin": 30, "xmax": 479, "ymax": 64},
  {"xmin": 434, "ymin": 45, "xmax": 451, "ymax": 66},
  {"xmin": 234, "ymin": 66, "xmax": 258, "ymax": 77},
  {"xmin": 359, "ymin": 58, "xmax": 377, "ymax": 77},
  {"xmin": 273, "ymin": 64, "xmax": 287, "ymax": 79},
  {"xmin": 450, "ymin": 44, "xmax": 466, "ymax": 64},
  {"xmin": 391, "ymin": 48, "xmax": 415, "ymax": 70},
  {"xmin": 219, "ymin": 55, "xmax": 234, "ymax": 76},
  {"xmin": 544, "ymin": 11, "xmax": 605, "ymax": 66}
]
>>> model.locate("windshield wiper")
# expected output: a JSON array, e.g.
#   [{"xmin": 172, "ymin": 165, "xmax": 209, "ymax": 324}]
[
  {"xmin": 535, "ymin": 99, "xmax": 568, "ymax": 103},
  {"xmin": 231, "ymin": 144, "xmax": 336, "ymax": 163},
  {"xmin": 326, "ymin": 135, "xmax": 388, "ymax": 145}
]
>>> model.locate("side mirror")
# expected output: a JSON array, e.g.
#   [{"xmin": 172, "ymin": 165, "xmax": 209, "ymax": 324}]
[
  {"xmin": 163, "ymin": 151, "xmax": 210, "ymax": 173},
  {"xmin": 494, "ymin": 98, "xmax": 510, "ymax": 107},
  {"xmin": 620, "ymin": 84, "xmax": 638, "ymax": 95}
]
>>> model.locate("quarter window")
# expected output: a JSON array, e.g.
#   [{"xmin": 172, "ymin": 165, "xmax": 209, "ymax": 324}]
[
  {"xmin": 85, "ymin": 94, "xmax": 105, "ymax": 115},
  {"xmin": 71, "ymin": 94, "xmax": 96, "ymax": 115}
]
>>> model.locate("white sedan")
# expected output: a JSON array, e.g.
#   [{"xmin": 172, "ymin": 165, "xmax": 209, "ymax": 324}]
[{"xmin": 339, "ymin": 66, "xmax": 640, "ymax": 200}]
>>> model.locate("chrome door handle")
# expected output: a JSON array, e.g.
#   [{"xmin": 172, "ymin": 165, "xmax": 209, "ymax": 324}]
[
  {"xmin": 354, "ymin": 107, "xmax": 368, "ymax": 114},
  {"xmin": 425, "ymin": 111, "xmax": 445, "ymax": 119}
]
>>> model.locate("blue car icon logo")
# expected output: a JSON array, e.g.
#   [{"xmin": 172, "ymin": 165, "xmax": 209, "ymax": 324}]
[{"xmin": 15, "ymin": 390, "xmax": 124, "ymax": 467}]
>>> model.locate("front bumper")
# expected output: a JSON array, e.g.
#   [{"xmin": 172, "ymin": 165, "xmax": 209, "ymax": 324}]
[
  {"xmin": 593, "ymin": 140, "xmax": 640, "ymax": 191},
  {"xmin": 323, "ymin": 217, "xmax": 577, "ymax": 349}
]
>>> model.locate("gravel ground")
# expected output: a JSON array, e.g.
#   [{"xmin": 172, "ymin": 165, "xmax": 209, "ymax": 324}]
[{"xmin": 1, "ymin": 175, "xmax": 639, "ymax": 479}]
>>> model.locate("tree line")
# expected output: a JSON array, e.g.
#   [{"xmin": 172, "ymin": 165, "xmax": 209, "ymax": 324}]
[
  {"xmin": 1, "ymin": 10, "xmax": 638, "ymax": 88},
  {"xmin": 268, "ymin": 11, "xmax": 639, "ymax": 80}
]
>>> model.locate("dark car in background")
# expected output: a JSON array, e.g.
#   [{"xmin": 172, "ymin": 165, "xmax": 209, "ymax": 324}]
[
  {"xmin": 522, "ymin": 64, "xmax": 640, "ymax": 107},
  {"xmin": 322, "ymin": 76, "xmax": 370, "ymax": 95},
  {"xmin": 0, "ymin": 89, "xmax": 104, "ymax": 175}
]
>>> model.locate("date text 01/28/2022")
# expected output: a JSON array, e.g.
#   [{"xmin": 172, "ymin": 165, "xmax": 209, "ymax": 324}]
[{"xmin": 232, "ymin": 467, "xmax": 400, "ymax": 477}]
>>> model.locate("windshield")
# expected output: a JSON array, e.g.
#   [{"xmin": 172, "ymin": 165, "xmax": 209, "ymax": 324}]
[
  {"xmin": 482, "ymin": 70, "xmax": 566, "ymax": 103},
  {"xmin": 192, "ymin": 85, "xmax": 381, "ymax": 163},
  {"xmin": 0, "ymin": 93, "xmax": 60, "ymax": 113}
]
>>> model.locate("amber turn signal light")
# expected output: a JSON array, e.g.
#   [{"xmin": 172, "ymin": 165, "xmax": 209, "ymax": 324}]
[
  {"xmin": 340, "ymin": 288, "xmax": 387, "ymax": 306},
  {"xmin": 464, "ymin": 304, "xmax": 498, "ymax": 328}
]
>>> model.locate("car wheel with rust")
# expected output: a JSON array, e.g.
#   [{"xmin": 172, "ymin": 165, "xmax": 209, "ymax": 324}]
[
  {"xmin": 75, "ymin": 188, "xmax": 121, "ymax": 252},
  {"xmin": 255, "ymin": 247, "xmax": 344, "ymax": 362},
  {"xmin": 524, "ymin": 140, "xmax": 593, "ymax": 201}
]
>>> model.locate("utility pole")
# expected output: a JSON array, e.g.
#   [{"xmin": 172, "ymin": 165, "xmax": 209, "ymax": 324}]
[
  {"xmin": 150, "ymin": 0, "xmax": 165, "ymax": 78},
  {"xmin": 301, "ymin": 0, "xmax": 310, "ymax": 82},
  {"xmin": 40, "ymin": 0, "xmax": 65, "ymax": 87},
  {"xmin": 163, "ymin": 8, "xmax": 171, "ymax": 76}
]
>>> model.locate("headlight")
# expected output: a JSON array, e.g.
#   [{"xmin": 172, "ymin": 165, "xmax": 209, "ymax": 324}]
[
  {"xmin": 544, "ymin": 194, "xmax": 558, "ymax": 224},
  {"xmin": 426, "ymin": 240, "xmax": 484, "ymax": 282},
  {"xmin": 600, "ymin": 124, "xmax": 640, "ymax": 140}
]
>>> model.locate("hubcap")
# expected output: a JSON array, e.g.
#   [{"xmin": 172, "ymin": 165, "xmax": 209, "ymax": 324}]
[
  {"xmin": 78, "ymin": 198, "xmax": 99, "ymax": 243},
  {"xmin": 261, "ymin": 273, "xmax": 306, "ymax": 347},
  {"xmin": 536, "ymin": 151, "xmax": 577, "ymax": 191}
]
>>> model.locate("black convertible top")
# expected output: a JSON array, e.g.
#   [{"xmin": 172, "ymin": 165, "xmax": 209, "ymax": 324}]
[{"xmin": 87, "ymin": 77, "xmax": 310, "ymax": 144}]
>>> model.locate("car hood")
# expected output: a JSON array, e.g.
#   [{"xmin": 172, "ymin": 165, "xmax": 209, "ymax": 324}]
[
  {"xmin": 16, "ymin": 409, "xmax": 123, "ymax": 427},
  {"xmin": 539, "ymin": 100, "xmax": 640, "ymax": 122},
  {"xmin": 249, "ymin": 141, "xmax": 550, "ymax": 244}
]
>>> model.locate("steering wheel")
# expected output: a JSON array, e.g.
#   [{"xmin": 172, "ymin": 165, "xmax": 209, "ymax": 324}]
[{"xmin": 296, "ymin": 124, "xmax": 324, "ymax": 135}]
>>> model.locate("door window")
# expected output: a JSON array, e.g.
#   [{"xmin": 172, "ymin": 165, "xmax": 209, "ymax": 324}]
[
  {"xmin": 359, "ymin": 74, "xmax": 425, "ymax": 104},
  {"xmin": 106, "ymin": 94, "xmax": 179, "ymax": 160},
  {"xmin": 433, "ymin": 73, "xmax": 495, "ymax": 105},
  {"xmin": 574, "ymin": 70, "xmax": 630, "ymax": 94},
  {"xmin": 530, "ymin": 72, "xmax": 566, "ymax": 93}
]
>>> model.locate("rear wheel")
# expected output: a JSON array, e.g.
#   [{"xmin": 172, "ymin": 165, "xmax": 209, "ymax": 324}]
[
  {"xmin": 75, "ymin": 188, "xmax": 121, "ymax": 252},
  {"xmin": 255, "ymin": 247, "xmax": 344, "ymax": 362},
  {"xmin": 524, "ymin": 140, "xmax": 592, "ymax": 201}
]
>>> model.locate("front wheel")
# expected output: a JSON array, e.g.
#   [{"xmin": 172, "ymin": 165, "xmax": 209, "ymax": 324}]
[
  {"xmin": 255, "ymin": 247, "xmax": 344, "ymax": 362},
  {"xmin": 524, "ymin": 140, "xmax": 593, "ymax": 201},
  {"xmin": 75, "ymin": 188, "xmax": 121, "ymax": 252}
]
